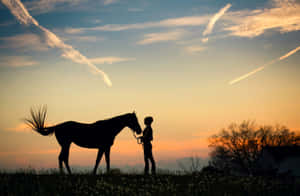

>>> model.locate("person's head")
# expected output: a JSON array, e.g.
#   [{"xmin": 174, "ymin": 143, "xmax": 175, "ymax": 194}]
[{"xmin": 144, "ymin": 116, "xmax": 153, "ymax": 126}]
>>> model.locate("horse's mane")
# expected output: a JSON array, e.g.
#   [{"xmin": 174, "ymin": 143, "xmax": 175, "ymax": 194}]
[{"xmin": 95, "ymin": 113, "xmax": 132, "ymax": 124}]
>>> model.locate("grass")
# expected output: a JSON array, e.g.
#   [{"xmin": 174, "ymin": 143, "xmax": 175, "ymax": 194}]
[{"xmin": 1, "ymin": 170, "xmax": 299, "ymax": 196}]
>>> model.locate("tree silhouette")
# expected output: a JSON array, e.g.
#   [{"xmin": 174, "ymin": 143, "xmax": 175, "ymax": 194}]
[{"xmin": 208, "ymin": 121, "xmax": 300, "ymax": 175}]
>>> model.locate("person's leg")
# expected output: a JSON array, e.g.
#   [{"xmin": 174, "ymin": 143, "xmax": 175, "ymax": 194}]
[
  {"xmin": 149, "ymin": 151, "xmax": 156, "ymax": 174},
  {"xmin": 144, "ymin": 146, "xmax": 150, "ymax": 174}
]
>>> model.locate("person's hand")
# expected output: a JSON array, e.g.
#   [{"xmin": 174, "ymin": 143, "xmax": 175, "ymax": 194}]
[{"xmin": 137, "ymin": 136, "xmax": 143, "ymax": 144}]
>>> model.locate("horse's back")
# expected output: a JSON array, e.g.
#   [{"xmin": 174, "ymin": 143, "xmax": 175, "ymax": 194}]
[{"xmin": 54, "ymin": 121, "xmax": 114, "ymax": 148}]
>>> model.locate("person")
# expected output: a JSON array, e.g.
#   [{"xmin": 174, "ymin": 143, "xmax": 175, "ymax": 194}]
[{"xmin": 140, "ymin": 116, "xmax": 156, "ymax": 175}]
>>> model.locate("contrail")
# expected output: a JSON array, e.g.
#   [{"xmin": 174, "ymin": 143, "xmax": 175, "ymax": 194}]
[
  {"xmin": 1, "ymin": 0, "xmax": 112, "ymax": 86},
  {"xmin": 279, "ymin": 46, "xmax": 300, "ymax": 60},
  {"xmin": 229, "ymin": 45, "xmax": 300, "ymax": 85},
  {"xmin": 203, "ymin": 3, "xmax": 231, "ymax": 36}
]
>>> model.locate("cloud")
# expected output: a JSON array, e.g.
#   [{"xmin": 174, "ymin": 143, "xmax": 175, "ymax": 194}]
[
  {"xmin": 184, "ymin": 46, "xmax": 206, "ymax": 54},
  {"xmin": 0, "ymin": 56, "xmax": 38, "ymax": 67},
  {"xmin": 70, "ymin": 35, "xmax": 105, "ymax": 42},
  {"xmin": 61, "ymin": 35, "xmax": 105, "ymax": 43},
  {"xmin": 90, "ymin": 57, "xmax": 136, "ymax": 64},
  {"xmin": 52, "ymin": 28, "xmax": 106, "ymax": 42},
  {"xmin": 201, "ymin": 37, "xmax": 209, "ymax": 43},
  {"xmin": 24, "ymin": 0, "xmax": 119, "ymax": 15},
  {"xmin": 2, "ymin": 0, "xmax": 39, "ymax": 26},
  {"xmin": 103, "ymin": 0, "xmax": 118, "ymax": 6},
  {"xmin": 128, "ymin": 8, "xmax": 144, "ymax": 12},
  {"xmin": 25, "ymin": 0, "xmax": 82, "ymax": 15},
  {"xmin": 63, "ymin": 27, "xmax": 85, "ymax": 34},
  {"xmin": 0, "ymin": 20, "xmax": 15, "ymax": 26},
  {"xmin": 0, "ymin": 33, "xmax": 48, "ymax": 51},
  {"xmin": 137, "ymin": 30, "xmax": 185, "ymax": 45},
  {"xmin": 2, "ymin": 0, "xmax": 112, "ymax": 86},
  {"xmin": 92, "ymin": 19, "xmax": 102, "ymax": 24},
  {"xmin": 225, "ymin": 0, "xmax": 300, "ymax": 38},
  {"xmin": 229, "ymin": 45, "xmax": 300, "ymax": 85},
  {"xmin": 203, "ymin": 3, "xmax": 231, "ymax": 36},
  {"xmin": 86, "ymin": 15, "xmax": 210, "ymax": 31}
]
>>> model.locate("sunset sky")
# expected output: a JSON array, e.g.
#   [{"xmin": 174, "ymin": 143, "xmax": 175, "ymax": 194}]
[{"xmin": 1, "ymin": 0, "xmax": 300, "ymax": 170}]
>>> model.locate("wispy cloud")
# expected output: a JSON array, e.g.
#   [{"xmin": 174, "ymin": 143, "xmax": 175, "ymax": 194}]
[
  {"xmin": 0, "ymin": 20, "xmax": 15, "ymax": 26},
  {"xmin": 90, "ymin": 57, "xmax": 136, "ymax": 64},
  {"xmin": 60, "ymin": 35, "xmax": 106, "ymax": 43},
  {"xmin": 225, "ymin": 0, "xmax": 300, "ymax": 38},
  {"xmin": 69, "ymin": 35, "xmax": 105, "ymax": 42},
  {"xmin": 25, "ymin": 0, "xmax": 82, "ymax": 15},
  {"xmin": 0, "ymin": 33, "xmax": 48, "ymax": 51},
  {"xmin": 24, "ymin": 0, "xmax": 119, "ymax": 15},
  {"xmin": 0, "ymin": 56, "xmax": 38, "ymax": 67},
  {"xmin": 53, "ymin": 28, "xmax": 106, "ymax": 42},
  {"xmin": 63, "ymin": 27, "xmax": 85, "ymax": 34},
  {"xmin": 128, "ymin": 8, "xmax": 144, "ymax": 12},
  {"xmin": 86, "ymin": 15, "xmax": 210, "ymax": 32},
  {"xmin": 201, "ymin": 37, "xmax": 209, "ymax": 43},
  {"xmin": 184, "ymin": 46, "xmax": 206, "ymax": 54},
  {"xmin": 103, "ymin": 0, "xmax": 118, "ymax": 6},
  {"xmin": 1, "ymin": 0, "xmax": 112, "ymax": 86},
  {"xmin": 2, "ymin": 0, "xmax": 39, "ymax": 26},
  {"xmin": 137, "ymin": 30, "xmax": 186, "ymax": 45},
  {"xmin": 203, "ymin": 3, "xmax": 231, "ymax": 36},
  {"xmin": 229, "ymin": 45, "xmax": 300, "ymax": 85}
]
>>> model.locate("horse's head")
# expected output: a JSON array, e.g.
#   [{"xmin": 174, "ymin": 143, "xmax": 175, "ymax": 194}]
[{"xmin": 127, "ymin": 112, "xmax": 142, "ymax": 135}]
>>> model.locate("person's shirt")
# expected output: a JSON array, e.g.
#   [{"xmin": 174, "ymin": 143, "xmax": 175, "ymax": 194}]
[{"xmin": 143, "ymin": 126, "xmax": 153, "ymax": 143}]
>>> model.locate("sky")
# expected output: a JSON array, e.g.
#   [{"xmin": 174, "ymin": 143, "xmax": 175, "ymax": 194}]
[{"xmin": 0, "ymin": 0, "xmax": 300, "ymax": 170}]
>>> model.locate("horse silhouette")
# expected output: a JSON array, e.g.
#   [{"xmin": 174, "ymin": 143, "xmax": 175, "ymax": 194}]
[{"xmin": 25, "ymin": 106, "xmax": 142, "ymax": 174}]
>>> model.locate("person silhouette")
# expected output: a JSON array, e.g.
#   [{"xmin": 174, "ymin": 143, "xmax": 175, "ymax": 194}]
[{"xmin": 140, "ymin": 116, "xmax": 156, "ymax": 175}]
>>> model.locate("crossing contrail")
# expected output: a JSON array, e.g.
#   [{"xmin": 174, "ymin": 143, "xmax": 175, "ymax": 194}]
[
  {"xmin": 229, "ymin": 45, "xmax": 300, "ymax": 85},
  {"xmin": 1, "ymin": 0, "xmax": 112, "ymax": 86}
]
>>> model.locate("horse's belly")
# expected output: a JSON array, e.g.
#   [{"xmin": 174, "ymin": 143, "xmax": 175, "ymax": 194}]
[
  {"xmin": 74, "ymin": 142, "xmax": 99, "ymax": 148},
  {"xmin": 72, "ymin": 134, "xmax": 113, "ymax": 148}
]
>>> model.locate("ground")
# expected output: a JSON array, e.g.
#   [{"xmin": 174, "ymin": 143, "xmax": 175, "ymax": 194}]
[{"xmin": 1, "ymin": 171, "xmax": 299, "ymax": 196}]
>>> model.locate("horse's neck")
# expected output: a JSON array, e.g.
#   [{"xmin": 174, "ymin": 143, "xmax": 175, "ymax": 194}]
[{"xmin": 110, "ymin": 115, "xmax": 129, "ymax": 136}]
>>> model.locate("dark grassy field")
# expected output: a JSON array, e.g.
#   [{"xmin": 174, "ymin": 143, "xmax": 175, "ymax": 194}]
[{"xmin": 1, "ymin": 171, "xmax": 299, "ymax": 196}]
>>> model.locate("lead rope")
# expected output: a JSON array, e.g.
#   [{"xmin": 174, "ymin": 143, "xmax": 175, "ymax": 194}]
[{"xmin": 132, "ymin": 131, "xmax": 142, "ymax": 144}]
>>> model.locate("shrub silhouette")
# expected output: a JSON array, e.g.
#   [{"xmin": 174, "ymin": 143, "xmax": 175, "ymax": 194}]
[{"xmin": 209, "ymin": 121, "xmax": 300, "ymax": 175}]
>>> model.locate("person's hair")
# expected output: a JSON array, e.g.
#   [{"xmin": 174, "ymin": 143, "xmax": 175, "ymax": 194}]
[{"xmin": 144, "ymin": 116, "xmax": 153, "ymax": 125}]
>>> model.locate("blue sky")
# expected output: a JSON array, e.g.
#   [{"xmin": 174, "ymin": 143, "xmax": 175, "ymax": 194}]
[{"xmin": 1, "ymin": 0, "xmax": 300, "ymax": 169}]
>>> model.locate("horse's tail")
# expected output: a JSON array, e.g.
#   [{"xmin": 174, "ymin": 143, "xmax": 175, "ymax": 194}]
[{"xmin": 24, "ymin": 105, "xmax": 55, "ymax": 136}]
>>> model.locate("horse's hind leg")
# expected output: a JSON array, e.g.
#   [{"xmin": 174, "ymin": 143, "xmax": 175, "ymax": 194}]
[
  {"xmin": 58, "ymin": 149, "xmax": 64, "ymax": 174},
  {"xmin": 59, "ymin": 143, "xmax": 72, "ymax": 174}
]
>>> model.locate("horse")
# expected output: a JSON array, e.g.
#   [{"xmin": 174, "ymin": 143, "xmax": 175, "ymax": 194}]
[{"xmin": 25, "ymin": 106, "xmax": 142, "ymax": 174}]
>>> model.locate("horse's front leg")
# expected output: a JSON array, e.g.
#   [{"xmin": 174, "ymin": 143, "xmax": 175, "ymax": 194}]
[
  {"xmin": 93, "ymin": 148, "xmax": 104, "ymax": 175},
  {"xmin": 105, "ymin": 147, "xmax": 111, "ymax": 173}
]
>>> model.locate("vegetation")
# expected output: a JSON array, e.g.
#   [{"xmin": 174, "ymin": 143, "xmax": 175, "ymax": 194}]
[
  {"xmin": 1, "ymin": 170, "xmax": 300, "ymax": 196},
  {"xmin": 209, "ymin": 121, "xmax": 300, "ymax": 175},
  {"xmin": 3, "ymin": 121, "xmax": 300, "ymax": 195}
]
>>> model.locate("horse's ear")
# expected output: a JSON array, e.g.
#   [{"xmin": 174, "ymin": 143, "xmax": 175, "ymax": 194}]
[{"xmin": 132, "ymin": 110, "xmax": 136, "ymax": 114}]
